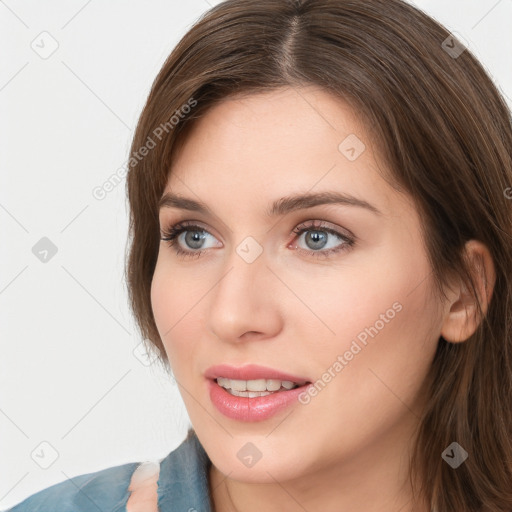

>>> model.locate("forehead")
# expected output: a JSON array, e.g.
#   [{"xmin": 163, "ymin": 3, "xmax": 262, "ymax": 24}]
[
  {"xmin": 173, "ymin": 86, "xmax": 368, "ymax": 162},
  {"xmin": 164, "ymin": 86, "xmax": 407, "ymax": 217}
]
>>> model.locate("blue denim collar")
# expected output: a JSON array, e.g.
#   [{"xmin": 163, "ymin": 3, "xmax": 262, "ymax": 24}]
[{"xmin": 157, "ymin": 428, "xmax": 213, "ymax": 512}]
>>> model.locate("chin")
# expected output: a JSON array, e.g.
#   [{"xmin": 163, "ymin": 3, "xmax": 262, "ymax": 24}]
[{"xmin": 203, "ymin": 435, "xmax": 311, "ymax": 484}]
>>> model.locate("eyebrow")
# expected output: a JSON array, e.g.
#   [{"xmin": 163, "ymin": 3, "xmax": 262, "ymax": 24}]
[{"xmin": 157, "ymin": 191, "xmax": 382, "ymax": 217}]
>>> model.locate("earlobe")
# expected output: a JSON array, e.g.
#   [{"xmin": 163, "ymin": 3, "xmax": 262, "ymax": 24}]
[{"xmin": 440, "ymin": 240, "xmax": 496, "ymax": 343}]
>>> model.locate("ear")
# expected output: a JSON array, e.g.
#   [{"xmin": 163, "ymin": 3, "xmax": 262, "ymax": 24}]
[{"xmin": 440, "ymin": 240, "xmax": 496, "ymax": 343}]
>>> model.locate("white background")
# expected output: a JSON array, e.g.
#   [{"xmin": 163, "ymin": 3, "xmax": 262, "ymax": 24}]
[{"xmin": 1, "ymin": 0, "xmax": 511, "ymax": 508}]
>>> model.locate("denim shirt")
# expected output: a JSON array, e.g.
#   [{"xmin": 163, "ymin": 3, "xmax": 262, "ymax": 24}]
[{"xmin": 4, "ymin": 428, "xmax": 213, "ymax": 512}]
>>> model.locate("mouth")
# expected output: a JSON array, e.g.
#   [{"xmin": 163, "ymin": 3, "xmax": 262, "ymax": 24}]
[{"xmin": 205, "ymin": 364, "xmax": 312, "ymax": 421}]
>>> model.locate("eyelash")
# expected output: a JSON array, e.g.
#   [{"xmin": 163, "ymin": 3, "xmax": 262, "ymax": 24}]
[{"xmin": 160, "ymin": 220, "xmax": 355, "ymax": 260}]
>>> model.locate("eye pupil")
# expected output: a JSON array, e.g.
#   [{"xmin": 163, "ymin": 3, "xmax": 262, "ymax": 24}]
[
  {"xmin": 185, "ymin": 230, "xmax": 206, "ymax": 249},
  {"xmin": 306, "ymin": 230, "xmax": 327, "ymax": 250}
]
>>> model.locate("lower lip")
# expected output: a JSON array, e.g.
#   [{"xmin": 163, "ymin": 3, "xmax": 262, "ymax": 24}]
[{"xmin": 207, "ymin": 379, "xmax": 311, "ymax": 422}]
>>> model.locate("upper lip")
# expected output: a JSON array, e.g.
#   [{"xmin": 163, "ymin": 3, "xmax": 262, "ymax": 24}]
[{"xmin": 205, "ymin": 364, "xmax": 310, "ymax": 385}]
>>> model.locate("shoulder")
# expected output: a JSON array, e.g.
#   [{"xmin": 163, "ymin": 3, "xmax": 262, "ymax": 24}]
[
  {"xmin": 5, "ymin": 460, "xmax": 140, "ymax": 512},
  {"xmin": 4, "ymin": 429, "xmax": 212, "ymax": 512}
]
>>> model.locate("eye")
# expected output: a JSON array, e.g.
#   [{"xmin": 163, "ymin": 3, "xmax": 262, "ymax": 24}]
[
  {"xmin": 160, "ymin": 220, "xmax": 355, "ymax": 260},
  {"xmin": 160, "ymin": 221, "xmax": 220, "ymax": 259},
  {"xmin": 290, "ymin": 220, "xmax": 355, "ymax": 259}
]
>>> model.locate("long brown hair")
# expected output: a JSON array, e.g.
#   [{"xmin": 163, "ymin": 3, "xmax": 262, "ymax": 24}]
[{"xmin": 124, "ymin": 0, "xmax": 512, "ymax": 509}]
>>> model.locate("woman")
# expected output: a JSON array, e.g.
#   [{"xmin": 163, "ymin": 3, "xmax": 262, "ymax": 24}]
[{"xmin": 6, "ymin": 0, "xmax": 511, "ymax": 510}]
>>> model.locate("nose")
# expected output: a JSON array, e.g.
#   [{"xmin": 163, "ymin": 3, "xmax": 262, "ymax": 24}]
[{"xmin": 207, "ymin": 245, "xmax": 283, "ymax": 344}]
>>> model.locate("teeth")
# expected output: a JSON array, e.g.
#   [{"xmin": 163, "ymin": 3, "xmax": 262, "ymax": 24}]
[
  {"xmin": 246, "ymin": 378, "xmax": 266, "ymax": 391},
  {"xmin": 229, "ymin": 389, "xmax": 272, "ymax": 397},
  {"xmin": 266, "ymin": 379, "xmax": 282, "ymax": 391},
  {"xmin": 217, "ymin": 377, "xmax": 228, "ymax": 388},
  {"xmin": 231, "ymin": 379, "xmax": 248, "ymax": 391},
  {"xmin": 216, "ymin": 377, "xmax": 300, "ymax": 393}
]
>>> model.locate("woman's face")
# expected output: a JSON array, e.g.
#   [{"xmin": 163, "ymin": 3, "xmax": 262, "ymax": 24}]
[{"xmin": 151, "ymin": 86, "xmax": 444, "ymax": 483}]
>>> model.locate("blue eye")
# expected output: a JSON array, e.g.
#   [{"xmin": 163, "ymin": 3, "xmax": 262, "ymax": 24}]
[
  {"xmin": 290, "ymin": 221, "xmax": 355, "ymax": 258},
  {"xmin": 160, "ymin": 222, "xmax": 219, "ymax": 259},
  {"xmin": 160, "ymin": 220, "xmax": 355, "ymax": 259}
]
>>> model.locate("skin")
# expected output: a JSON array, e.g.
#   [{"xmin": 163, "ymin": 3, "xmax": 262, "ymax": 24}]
[
  {"xmin": 126, "ymin": 463, "xmax": 159, "ymax": 512},
  {"xmin": 150, "ymin": 86, "xmax": 495, "ymax": 512}
]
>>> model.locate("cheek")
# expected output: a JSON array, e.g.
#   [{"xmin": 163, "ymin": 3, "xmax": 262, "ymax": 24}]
[
  {"xmin": 325, "ymin": 227, "xmax": 438, "ymax": 355},
  {"xmin": 300, "ymin": 242, "xmax": 439, "ymax": 414},
  {"xmin": 295, "ymin": 231, "xmax": 439, "ymax": 381},
  {"xmin": 286, "ymin": 264, "xmax": 439, "ymax": 462},
  {"xmin": 150, "ymin": 260, "xmax": 226, "ymax": 437},
  {"xmin": 287, "ymin": 256, "xmax": 417, "ymax": 352},
  {"xmin": 150, "ymin": 260, "xmax": 172, "ymax": 339},
  {"xmin": 150, "ymin": 257, "xmax": 208, "ymax": 371}
]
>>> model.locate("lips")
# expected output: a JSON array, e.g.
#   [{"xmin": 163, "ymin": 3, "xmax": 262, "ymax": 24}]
[
  {"xmin": 204, "ymin": 364, "xmax": 312, "ymax": 421},
  {"xmin": 204, "ymin": 364, "xmax": 310, "ymax": 385}
]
